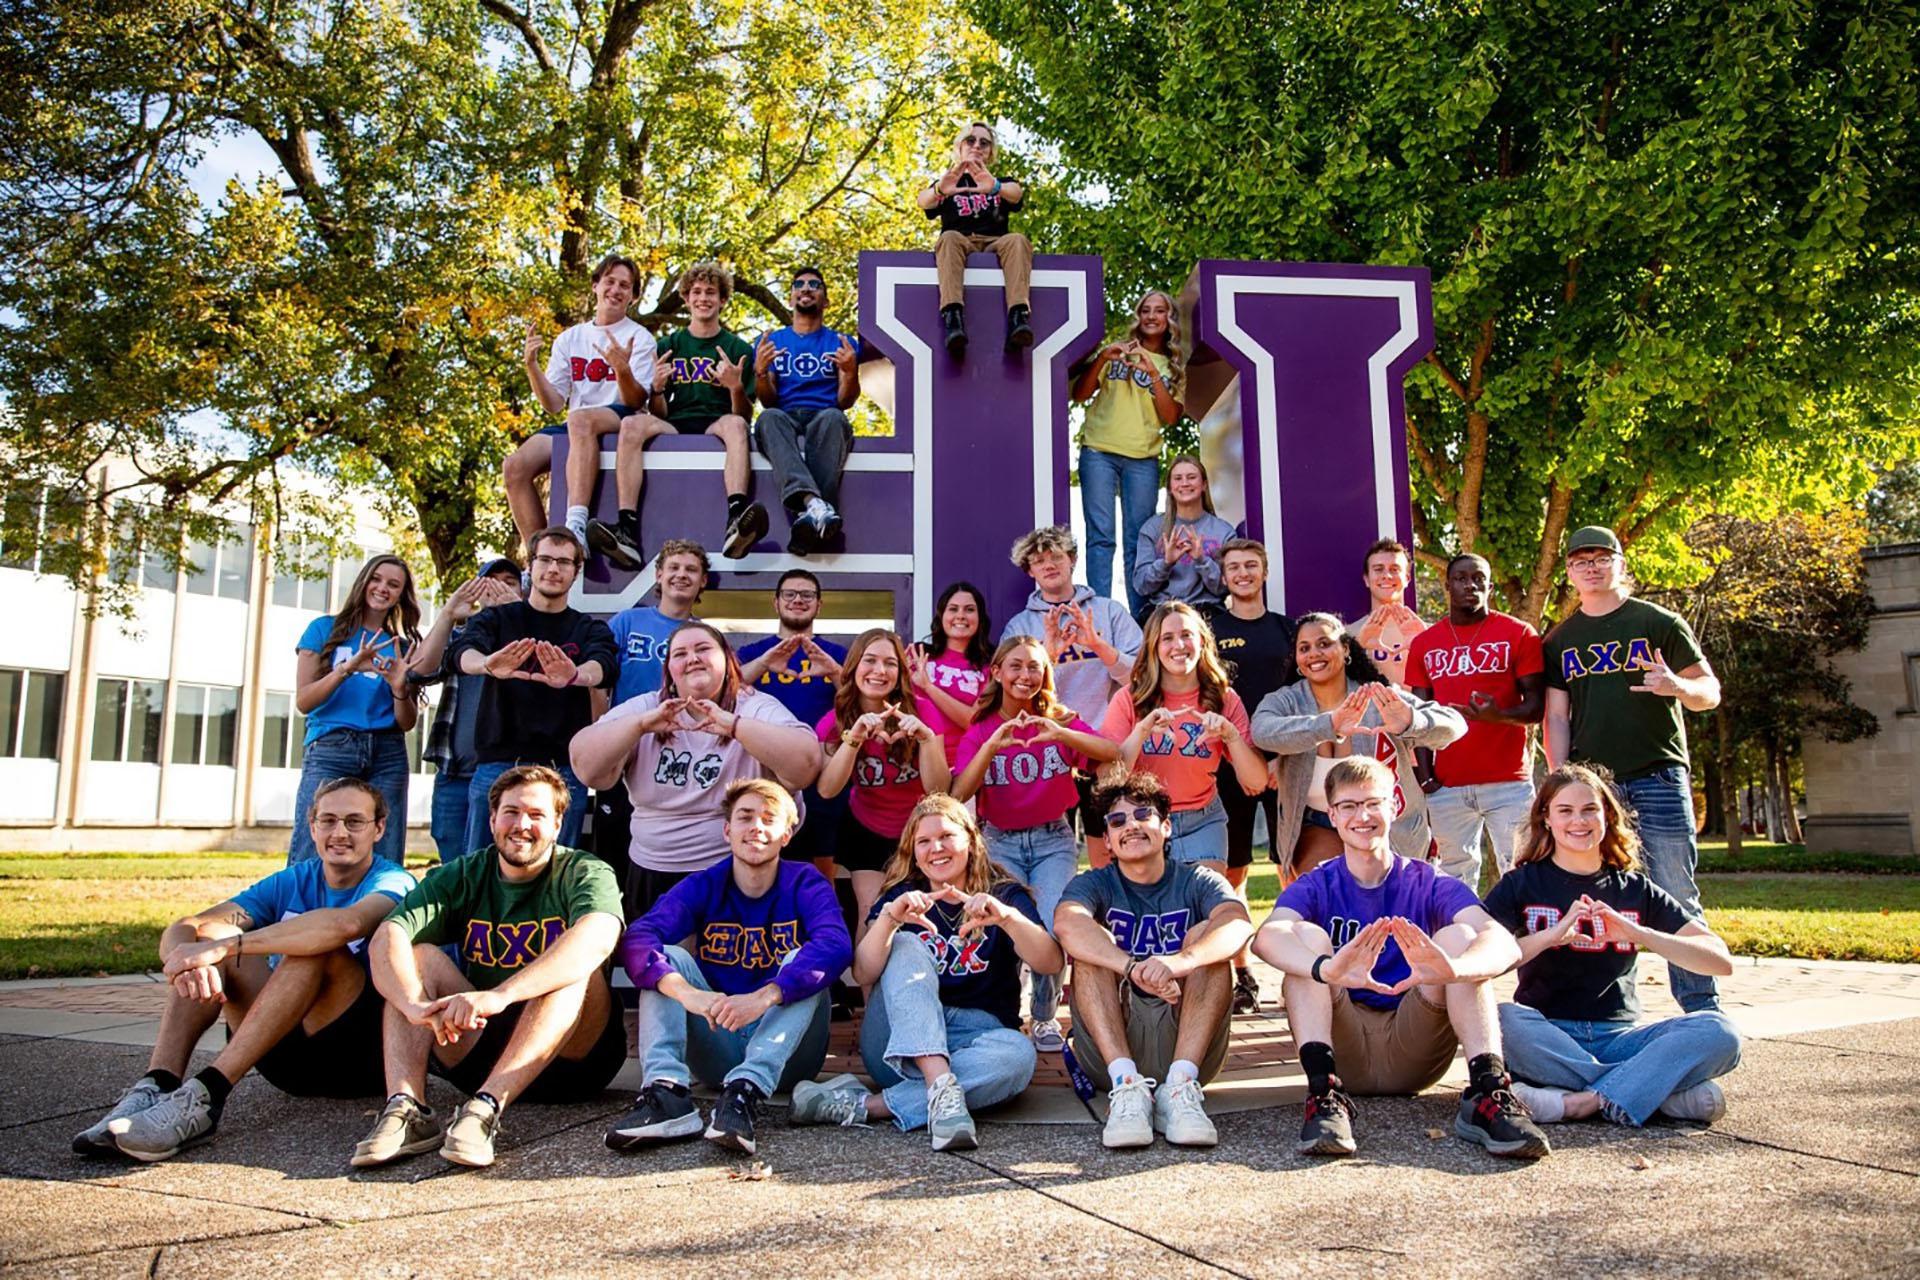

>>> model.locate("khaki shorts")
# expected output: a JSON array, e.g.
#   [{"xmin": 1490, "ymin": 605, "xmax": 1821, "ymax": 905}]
[
  {"xmin": 1068, "ymin": 977, "xmax": 1231, "ymax": 1086},
  {"xmin": 1329, "ymin": 987, "xmax": 1458, "ymax": 1096}
]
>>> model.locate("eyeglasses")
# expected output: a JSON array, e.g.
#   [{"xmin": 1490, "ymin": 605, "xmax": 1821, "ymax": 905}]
[
  {"xmin": 777, "ymin": 589, "xmax": 819, "ymax": 602},
  {"xmin": 1329, "ymin": 798, "xmax": 1390, "ymax": 819},
  {"xmin": 532, "ymin": 554, "xmax": 579, "ymax": 570},
  {"xmin": 962, "ymin": 134, "xmax": 994, "ymax": 148},
  {"xmin": 314, "ymin": 816, "xmax": 375, "ymax": 833},
  {"xmin": 790, "ymin": 278, "xmax": 824, "ymax": 292},
  {"xmin": 1104, "ymin": 806, "xmax": 1160, "ymax": 829},
  {"xmin": 1568, "ymin": 553, "xmax": 1617, "ymax": 569}
]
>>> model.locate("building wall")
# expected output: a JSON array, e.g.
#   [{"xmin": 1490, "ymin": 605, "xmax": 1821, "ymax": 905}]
[{"xmin": 1802, "ymin": 541, "xmax": 1920, "ymax": 856}]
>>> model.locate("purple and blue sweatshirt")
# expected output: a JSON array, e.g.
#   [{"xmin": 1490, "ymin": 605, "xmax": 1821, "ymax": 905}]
[{"xmin": 619, "ymin": 860, "xmax": 851, "ymax": 1007}]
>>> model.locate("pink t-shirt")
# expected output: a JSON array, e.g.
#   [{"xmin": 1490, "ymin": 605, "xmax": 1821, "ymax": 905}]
[
  {"xmin": 611, "ymin": 688, "xmax": 807, "ymax": 873},
  {"xmin": 1100, "ymin": 686, "xmax": 1252, "ymax": 812},
  {"xmin": 917, "ymin": 650, "xmax": 989, "ymax": 757},
  {"xmin": 816, "ymin": 709, "xmax": 932, "ymax": 839},
  {"xmin": 955, "ymin": 713, "xmax": 1092, "ymax": 832}
]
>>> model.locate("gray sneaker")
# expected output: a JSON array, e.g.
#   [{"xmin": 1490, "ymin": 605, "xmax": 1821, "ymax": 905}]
[
  {"xmin": 789, "ymin": 1073, "xmax": 871, "ymax": 1127},
  {"xmin": 351, "ymin": 1094, "xmax": 442, "ymax": 1168},
  {"xmin": 1657, "ymin": 1080, "xmax": 1727, "ymax": 1124},
  {"xmin": 113, "ymin": 1079, "xmax": 218, "ymax": 1162},
  {"xmin": 926, "ymin": 1072, "xmax": 977, "ymax": 1152},
  {"xmin": 441, "ymin": 1095, "xmax": 502, "ymax": 1168},
  {"xmin": 73, "ymin": 1076, "xmax": 169, "ymax": 1154}
]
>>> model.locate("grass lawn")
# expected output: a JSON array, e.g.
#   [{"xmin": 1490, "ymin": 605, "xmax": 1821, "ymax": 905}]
[{"xmin": 2, "ymin": 847, "xmax": 1917, "ymax": 979}]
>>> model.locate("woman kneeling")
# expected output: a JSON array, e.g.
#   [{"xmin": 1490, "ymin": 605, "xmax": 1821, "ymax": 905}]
[{"xmin": 791, "ymin": 794, "xmax": 1062, "ymax": 1149}]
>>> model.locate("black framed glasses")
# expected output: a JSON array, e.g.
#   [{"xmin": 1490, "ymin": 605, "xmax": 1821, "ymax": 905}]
[{"xmin": 777, "ymin": 589, "xmax": 819, "ymax": 602}]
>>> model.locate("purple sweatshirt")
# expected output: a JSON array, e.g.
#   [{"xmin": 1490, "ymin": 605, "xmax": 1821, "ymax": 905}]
[{"xmin": 620, "ymin": 859, "xmax": 851, "ymax": 1006}]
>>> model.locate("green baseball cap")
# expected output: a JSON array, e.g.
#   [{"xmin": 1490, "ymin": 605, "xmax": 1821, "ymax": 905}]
[{"xmin": 1566, "ymin": 526, "xmax": 1622, "ymax": 556}]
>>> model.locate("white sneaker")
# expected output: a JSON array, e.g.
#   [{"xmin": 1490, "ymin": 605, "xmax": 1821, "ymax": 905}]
[
  {"xmin": 1102, "ymin": 1077, "xmax": 1155, "ymax": 1149},
  {"xmin": 1657, "ymin": 1081, "xmax": 1726, "ymax": 1124},
  {"xmin": 1152, "ymin": 1077, "xmax": 1218, "ymax": 1147},
  {"xmin": 1030, "ymin": 1019, "xmax": 1066, "ymax": 1053},
  {"xmin": 1509, "ymin": 1080, "xmax": 1570, "ymax": 1124},
  {"xmin": 73, "ymin": 1076, "xmax": 169, "ymax": 1153}
]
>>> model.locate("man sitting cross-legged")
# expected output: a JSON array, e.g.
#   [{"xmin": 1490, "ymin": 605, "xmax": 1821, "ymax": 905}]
[
  {"xmin": 77, "ymin": 778, "xmax": 415, "ymax": 1161},
  {"xmin": 1252, "ymin": 755, "xmax": 1550, "ymax": 1160},
  {"xmin": 608, "ymin": 779, "xmax": 850, "ymax": 1159},
  {"xmin": 352, "ymin": 765, "xmax": 626, "ymax": 1170},
  {"xmin": 1054, "ymin": 770, "xmax": 1252, "ymax": 1150}
]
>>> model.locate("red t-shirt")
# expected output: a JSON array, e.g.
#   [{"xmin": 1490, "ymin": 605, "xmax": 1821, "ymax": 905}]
[{"xmin": 1404, "ymin": 612, "xmax": 1544, "ymax": 786}]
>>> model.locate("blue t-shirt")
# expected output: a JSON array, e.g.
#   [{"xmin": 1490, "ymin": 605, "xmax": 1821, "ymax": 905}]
[
  {"xmin": 228, "ymin": 856, "xmax": 416, "ymax": 968},
  {"xmin": 1058, "ymin": 858, "xmax": 1235, "ymax": 962},
  {"xmin": 867, "ymin": 881, "xmax": 1041, "ymax": 1029},
  {"xmin": 297, "ymin": 617, "xmax": 402, "ymax": 743},
  {"xmin": 1275, "ymin": 854, "xmax": 1484, "ymax": 1011},
  {"xmin": 762, "ymin": 326, "xmax": 848, "ymax": 417},
  {"xmin": 608, "ymin": 607, "xmax": 694, "ymax": 707},
  {"xmin": 736, "ymin": 634, "xmax": 847, "ymax": 729}
]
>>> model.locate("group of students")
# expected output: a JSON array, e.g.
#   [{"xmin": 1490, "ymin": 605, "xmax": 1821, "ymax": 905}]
[{"xmin": 72, "ymin": 115, "xmax": 1745, "ymax": 1167}]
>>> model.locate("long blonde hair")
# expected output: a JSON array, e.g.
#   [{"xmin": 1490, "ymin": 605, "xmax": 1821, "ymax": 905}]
[
  {"xmin": 877, "ymin": 793, "xmax": 1020, "ymax": 898},
  {"xmin": 1127, "ymin": 289, "xmax": 1186, "ymax": 400},
  {"xmin": 1515, "ymin": 765, "xmax": 1643, "ymax": 873},
  {"xmin": 971, "ymin": 636, "xmax": 1074, "ymax": 725},
  {"xmin": 1128, "ymin": 602, "xmax": 1232, "ymax": 719}
]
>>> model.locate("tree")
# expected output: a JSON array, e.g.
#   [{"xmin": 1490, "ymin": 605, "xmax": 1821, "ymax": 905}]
[
  {"xmin": 1869, "ymin": 459, "xmax": 1920, "ymax": 545},
  {"xmin": 0, "ymin": 0, "xmax": 979, "ymax": 598},
  {"xmin": 1655, "ymin": 509, "xmax": 1877, "ymax": 854},
  {"xmin": 968, "ymin": 0, "xmax": 1920, "ymax": 625}
]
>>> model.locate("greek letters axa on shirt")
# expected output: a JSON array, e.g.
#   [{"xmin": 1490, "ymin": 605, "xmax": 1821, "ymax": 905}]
[
  {"xmin": 462, "ymin": 917, "xmax": 567, "ymax": 969},
  {"xmin": 663, "ymin": 354, "xmax": 729, "ymax": 385},
  {"xmin": 1558, "ymin": 636, "xmax": 1657, "ymax": 681}
]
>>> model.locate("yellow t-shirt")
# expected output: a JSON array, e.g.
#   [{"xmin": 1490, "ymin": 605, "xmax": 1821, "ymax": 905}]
[{"xmin": 1080, "ymin": 348, "xmax": 1172, "ymax": 460}]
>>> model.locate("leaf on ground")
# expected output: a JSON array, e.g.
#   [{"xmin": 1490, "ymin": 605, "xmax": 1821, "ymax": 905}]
[
  {"xmin": 1630, "ymin": 1154, "xmax": 1653, "ymax": 1170},
  {"xmin": 729, "ymin": 1161, "xmax": 774, "ymax": 1181},
  {"xmin": 1425, "ymin": 1127, "xmax": 1446, "ymax": 1140}
]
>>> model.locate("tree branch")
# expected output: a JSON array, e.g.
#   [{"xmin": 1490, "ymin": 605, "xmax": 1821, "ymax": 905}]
[{"xmin": 478, "ymin": 0, "xmax": 558, "ymax": 76}]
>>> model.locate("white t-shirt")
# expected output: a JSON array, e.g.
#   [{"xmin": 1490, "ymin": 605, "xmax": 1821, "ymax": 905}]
[
  {"xmin": 610, "ymin": 687, "xmax": 809, "ymax": 872},
  {"xmin": 544, "ymin": 318, "xmax": 656, "ymax": 411}
]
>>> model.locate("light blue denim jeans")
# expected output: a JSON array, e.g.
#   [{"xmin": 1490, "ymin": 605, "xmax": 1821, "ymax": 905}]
[
  {"xmin": 1079, "ymin": 445, "xmax": 1161, "ymax": 616},
  {"xmin": 1168, "ymin": 796, "xmax": 1229, "ymax": 866},
  {"xmin": 635, "ymin": 945, "xmax": 832, "ymax": 1096},
  {"xmin": 858, "ymin": 932, "xmax": 1037, "ymax": 1131},
  {"xmin": 981, "ymin": 817, "xmax": 1078, "ymax": 1023},
  {"xmin": 1426, "ymin": 779, "xmax": 1535, "ymax": 888},
  {"xmin": 429, "ymin": 770, "xmax": 472, "ymax": 864},
  {"xmin": 288, "ymin": 728, "xmax": 411, "ymax": 865},
  {"xmin": 1498, "ymin": 1003, "xmax": 1742, "ymax": 1125},
  {"xmin": 1620, "ymin": 766, "xmax": 1718, "ymax": 1012}
]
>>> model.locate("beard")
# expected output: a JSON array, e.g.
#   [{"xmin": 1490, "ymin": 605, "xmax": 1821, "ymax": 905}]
[{"xmin": 496, "ymin": 833, "xmax": 555, "ymax": 868}]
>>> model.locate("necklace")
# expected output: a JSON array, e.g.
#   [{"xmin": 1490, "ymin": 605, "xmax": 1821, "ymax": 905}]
[{"xmin": 1443, "ymin": 612, "xmax": 1490, "ymax": 650}]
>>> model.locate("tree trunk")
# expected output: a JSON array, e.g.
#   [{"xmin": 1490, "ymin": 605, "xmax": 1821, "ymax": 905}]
[
  {"xmin": 1716, "ymin": 712, "xmax": 1742, "ymax": 858},
  {"xmin": 1700, "ymin": 741, "xmax": 1724, "ymax": 837},
  {"xmin": 1774, "ymin": 744, "xmax": 1804, "ymax": 844}
]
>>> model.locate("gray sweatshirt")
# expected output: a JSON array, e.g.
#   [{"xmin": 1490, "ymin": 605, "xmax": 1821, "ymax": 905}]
[
  {"xmin": 1133, "ymin": 511, "xmax": 1237, "ymax": 608},
  {"xmin": 1000, "ymin": 584, "xmax": 1143, "ymax": 733}
]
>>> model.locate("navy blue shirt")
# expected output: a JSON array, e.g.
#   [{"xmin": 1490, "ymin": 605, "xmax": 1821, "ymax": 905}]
[{"xmin": 868, "ymin": 880, "xmax": 1042, "ymax": 1029}]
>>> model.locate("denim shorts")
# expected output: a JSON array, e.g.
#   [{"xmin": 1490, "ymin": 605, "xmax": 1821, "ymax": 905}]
[{"xmin": 1167, "ymin": 796, "xmax": 1229, "ymax": 865}]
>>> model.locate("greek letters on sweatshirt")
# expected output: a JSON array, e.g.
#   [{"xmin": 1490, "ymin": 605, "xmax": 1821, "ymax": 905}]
[{"xmin": 620, "ymin": 859, "xmax": 851, "ymax": 1006}]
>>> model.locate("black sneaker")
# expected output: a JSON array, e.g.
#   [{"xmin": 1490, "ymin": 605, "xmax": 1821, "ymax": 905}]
[
  {"xmin": 817, "ymin": 502, "xmax": 843, "ymax": 543},
  {"xmin": 942, "ymin": 305, "xmax": 967, "ymax": 357},
  {"xmin": 1455, "ymin": 1083, "xmax": 1552, "ymax": 1159},
  {"xmin": 586, "ymin": 518, "xmax": 643, "ymax": 571},
  {"xmin": 1231, "ymin": 968, "xmax": 1261, "ymax": 1015},
  {"xmin": 606, "ymin": 1081, "xmax": 704, "ymax": 1152},
  {"xmin": 705, "ymin": 1079, "xmax": 765, "ymax": 1155},
  {"xmin": 1297, "ymin": 1084, "xmax": 1357, "ymax": 1157},
  {"xmin": 786, "ymin": 508, "xmax": 820, "ymax": 557},
  {"xmin": 722, "ymin": 502, "xmax": 769, "ymax": 559},
  {"xmin": 1005, "ymin": 304, "xmax": 1034, "ymax": 352}
]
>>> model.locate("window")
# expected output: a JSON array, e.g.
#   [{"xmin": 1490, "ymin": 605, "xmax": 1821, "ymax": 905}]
[
  {"xmin": 331, "ymin": 547, "xmax": 372, "ymax": 612},
  {"xmin": 0, "ymin": 667, "xmax": 65, "ymax": 759},
  {"xmin": 171, "ymin": 683, "xmax": 239, "ymax": 766},
  {"xmin": 184, "ymin": 522, "xmax": 253, "ymax": 602},
  {"xmin": 271, "ymin": 540, "xmax": 332, "ymax": 612},
  {"xmin": 91, "ymin": 677, "xmax": 165, "ymax": 763},
  {"xmin": 260, "ymin": 692, "xmax": 307, "ymax": 769}
]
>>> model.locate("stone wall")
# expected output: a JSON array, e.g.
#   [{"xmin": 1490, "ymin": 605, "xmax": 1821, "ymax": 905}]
[{"xmin": 1802, "ymin": 541, "xmax": 1920, "ymax": 855}]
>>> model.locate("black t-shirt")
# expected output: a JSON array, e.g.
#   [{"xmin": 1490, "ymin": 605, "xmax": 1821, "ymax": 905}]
[
  {"xmin": 1205, "ymin": 606, "xmax": 1297, "ymax": 713},
  {"xmin": 1483, "ymin": 859, "xmax": 1695, "ymax": 1022},
  {"xmin": 867, "ymin": 881, "xmax": 1041, "ymax": 1029},
  {"xmin": 925, "ymin": 172, "xmax": 1022, "ymax": 237},
  {"xmin": 449, "ymin": 601, "xmax": 620, "ymax": 766}
]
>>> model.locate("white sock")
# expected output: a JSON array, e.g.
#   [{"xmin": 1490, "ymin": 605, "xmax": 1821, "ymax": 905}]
[
  {"xmin": 1167, "ymin": 1059, "xmax": 1199, "ymax": 1085},
  {"xmin": 565, "ymin": 505, "xmax": 589, "ymax": 541},
  {"xmin": 1108, "ymin": 1058, "xmax": 1139, "ymax": 1088},
  {"xmin": 1510, "ymin": 1080, "xmax": 1568, "ymax": 1123}
]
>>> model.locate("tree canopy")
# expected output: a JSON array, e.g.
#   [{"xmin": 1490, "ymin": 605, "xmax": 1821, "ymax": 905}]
[{"xmin": 970, "ymin": 0, "xmax": 1920, "ymax": 623}]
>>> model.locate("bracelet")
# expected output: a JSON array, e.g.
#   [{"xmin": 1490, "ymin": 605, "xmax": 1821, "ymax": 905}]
[
  {"xmin": 1311, "ymin": 954, "xmax": 1329, "ymax": 984},
  {"xmin": 1123, "ymin": 958, "xmax": 1138, "ymax": 985}
]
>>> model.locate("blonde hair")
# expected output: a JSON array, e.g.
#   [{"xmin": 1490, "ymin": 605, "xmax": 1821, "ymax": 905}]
[
  {"xmin": 1127, "ymin": 290, "xmax": 1186, "ymax": 400},
  {"xmin": 1128, "ymin": 602, "xmax": 1233, "ymax": 719},
  {"xmin": 878, "ymin": 793, "xmax": 1018, "ymax": 898},
  {"xmin": 972, "ymin": 635, "xmax": 1074, "ymax": 725},
  {"xmin": 723, "ymin": 778, "xmax": 798, "ymax": 834},
  {"xmin": 1011, "ymin": 525, "xmax": 1076, "ymax": 571}
]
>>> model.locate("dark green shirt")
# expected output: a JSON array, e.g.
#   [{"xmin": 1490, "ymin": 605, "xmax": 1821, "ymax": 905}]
[
  {"xmin": 655, "ymin": 326, "xmax": 754, "ymax": 428},
  {"xmin": 384, "ymin": 846, "xmax": 622, "ymax": 991},
  {"xmin": 1543, "ymin": 598, "xmax": 1706, "ymax": 780}
]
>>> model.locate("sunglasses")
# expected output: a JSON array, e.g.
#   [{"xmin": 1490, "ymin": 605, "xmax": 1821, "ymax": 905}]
[
  {"xmin": 1104, "ymin": 806, "xmax": 1161, "ymax": 829},
  {"xmin": 791, "ymin": 278, "xmax": 825, "ymax": 292},
  {"xmin": 962, "ymin": 135, "xmax": 994, "ymax": 148}
]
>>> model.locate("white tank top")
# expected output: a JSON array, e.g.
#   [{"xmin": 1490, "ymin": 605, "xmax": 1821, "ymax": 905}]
[{"xmin": 1307, "ymin": 754, "xmax": 1341, "ymax": 813}]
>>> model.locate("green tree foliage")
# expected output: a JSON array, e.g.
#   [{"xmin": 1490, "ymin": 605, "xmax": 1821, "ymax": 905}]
[
  {"xmin": 0, "ymin": 0, "xmax": 979, "ymax": 595},
  {"xmin": 1868, "ymin": 459, "xmax": 1920, "ymax": 545},
  {"xmin": 970, "ymin": 0, "xmax": 1920, "ymax": 624}
]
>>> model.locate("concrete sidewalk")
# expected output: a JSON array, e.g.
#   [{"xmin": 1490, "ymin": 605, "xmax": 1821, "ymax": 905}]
[{"xmin": 3, "ymin": 958, "xmax": 1918, "ymax": 1277}]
